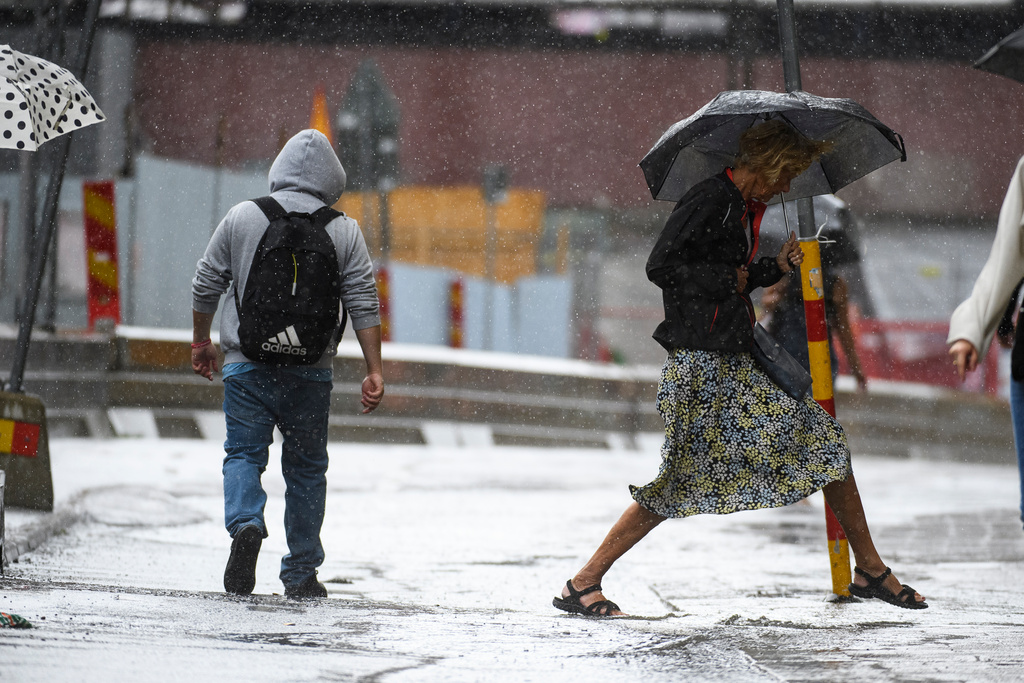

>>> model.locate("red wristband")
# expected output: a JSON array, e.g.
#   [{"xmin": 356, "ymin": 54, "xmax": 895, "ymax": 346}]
[{"xmin": 191, "ymin": 339, "xmax": 212, "ymax": 349}]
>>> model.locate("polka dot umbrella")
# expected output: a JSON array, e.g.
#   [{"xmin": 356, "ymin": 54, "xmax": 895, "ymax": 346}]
[{"xmin": 0, "ymin": 44, "xmax": 105, "ymax": 151}]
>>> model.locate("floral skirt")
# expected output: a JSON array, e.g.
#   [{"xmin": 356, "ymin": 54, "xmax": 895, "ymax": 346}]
[{"xmin": 629, "ymin": 348, "xmax": 852, "ymax": 518}]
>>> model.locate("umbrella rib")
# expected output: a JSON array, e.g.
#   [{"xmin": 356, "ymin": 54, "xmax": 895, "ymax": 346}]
[{"xmin": 56, "ymin": 84, "xmax": 73, "ymax": 126}]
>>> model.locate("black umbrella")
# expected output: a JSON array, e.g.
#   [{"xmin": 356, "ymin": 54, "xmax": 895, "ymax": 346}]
[
  {"xmin": 639, "ymin": 89, "xmax": 906, "ymax": 204},
  {"xmin": 974, "ymin": 25, "xmax": 1024, "ymax": 85}
]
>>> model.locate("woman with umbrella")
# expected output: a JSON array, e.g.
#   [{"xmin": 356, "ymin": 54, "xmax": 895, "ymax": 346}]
[{"xmin": 553, "ymin": 120, "xmax": 927, "ymax": 616}]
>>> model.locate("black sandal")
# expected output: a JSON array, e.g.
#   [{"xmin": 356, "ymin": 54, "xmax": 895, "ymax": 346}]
[
  {"xmin": 552, "ymin": 580, "xmax": 621, "ymax": 617},
  {"xmin": 848, "ymin": 566, "xmax": 928, "ymax": 610}
]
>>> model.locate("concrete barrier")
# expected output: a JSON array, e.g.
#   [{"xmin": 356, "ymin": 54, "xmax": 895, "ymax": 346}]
[
  {"xmin": 0, "ymin": 327, "xmax": 1014, "ymax": 465},
  {"xmin": 0, "ymin": 391, "xmax": 53, "ymax": 511}
]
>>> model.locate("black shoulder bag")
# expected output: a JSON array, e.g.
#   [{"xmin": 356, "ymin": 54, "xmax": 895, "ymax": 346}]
[{"xmin": 750, "ymin": 322, "xmax": 813, "ymax": 400}]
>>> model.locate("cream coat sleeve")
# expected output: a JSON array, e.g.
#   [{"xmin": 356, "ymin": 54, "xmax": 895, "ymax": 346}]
[{"xmin": 947, "ymin": 155, "xmax": 1024, "ymax": 360}]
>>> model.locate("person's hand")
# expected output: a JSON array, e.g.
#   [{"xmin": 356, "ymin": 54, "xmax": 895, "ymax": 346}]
[
  {"xmin": 361, "ymin": 373, "xmax": 384, "ymax": 414},
  {"xmin": 736, "ymin": 266, "xmax": 748, "ymax": 293},
  {"xmin": 191, "ymin": 342, "xmax": 218, "ymax": 381},
  {"xmin": 776, "ymin": 232, "xmax": 803, "ymax": 273},
  {"xmin": 948, "ymin": 339, "xmax": 978, "ymax": 381}
]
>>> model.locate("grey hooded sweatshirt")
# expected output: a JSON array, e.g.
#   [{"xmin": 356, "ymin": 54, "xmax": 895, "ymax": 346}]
[{"xmin": 192, "ymin": 129, "xmax": 380, "ymax": 370}]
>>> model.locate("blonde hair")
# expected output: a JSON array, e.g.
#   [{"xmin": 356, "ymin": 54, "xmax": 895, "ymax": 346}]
[{"xmin": 735, "ymin": 120, "xmax": 834, "ymax": 185}]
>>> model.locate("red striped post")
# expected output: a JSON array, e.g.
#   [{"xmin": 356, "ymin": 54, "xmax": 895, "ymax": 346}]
[
  {"xmin": 82, "ymin": 181, "xmax": 121, "ymax": 331},
  {"xmin": 799, "ymin": 237, "xmax": 852, "ymax": 597}
]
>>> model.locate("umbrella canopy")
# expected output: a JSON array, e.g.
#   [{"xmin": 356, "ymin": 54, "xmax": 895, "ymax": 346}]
[
  {"xmin": 0, "ymin": 44, "xmax": 105, "ymax": 151},
  {"xmin": 974, "ymin": 25, "xmax": 1024, "ymax": 85},
  {"xmin": 639, "ymin": 89, "xmax": 906, "ymax": 204}
]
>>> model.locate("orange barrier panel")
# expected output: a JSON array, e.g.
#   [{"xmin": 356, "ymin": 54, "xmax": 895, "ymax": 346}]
[
  {"xmin": 82, "ymin": 181, "xmax": 121, "ymax": 331},
  {"xmin": 339, "ymin": 186, "xmax": 546, "ymax": 284}
]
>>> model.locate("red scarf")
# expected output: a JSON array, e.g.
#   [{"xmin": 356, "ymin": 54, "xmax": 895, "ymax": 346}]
[{"xmin": 725, "ymin": 168, "xmax": 767, "ymax": 265}]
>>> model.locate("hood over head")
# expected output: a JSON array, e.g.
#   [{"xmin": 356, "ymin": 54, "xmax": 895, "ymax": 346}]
[{"xmin": 268, "ymin": 129, "xmax": 347, "ymax": 204}]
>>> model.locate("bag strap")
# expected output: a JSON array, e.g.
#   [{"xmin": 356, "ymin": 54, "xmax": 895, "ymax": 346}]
[
  {"xmin": 251, "ymin": 196, "xmax": 286, "ymax": 221},
  {"xmin": 309, "ymin": 205, "xmax": 343, "ymax": 230},
  {"xmin": 312, "ymin": 205, "xmax": 347, "ymax": 337}
]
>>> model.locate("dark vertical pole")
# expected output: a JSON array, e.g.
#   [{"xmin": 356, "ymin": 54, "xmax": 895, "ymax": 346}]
[
  {"xmin": 41, "ymin": 225, "xmax": 58, "ymax": 332},
  {"xmin": 483, "ymin": 200, "xmax": 496, "ymax": 351},
  {"xmin": 6, "ymin": 0, "xmax": 102, "ymax": 393},
  {"xmin": 777, "ymin": 0, "xmax": 801, "ymax": 91},
  {"xmin": 776, "ymin": 0, "xmax": 851, "ymax": 599},
  {"xmin": 378, "ymin": 189, "xmax": 390, "ymax": 262},
  {"xmin": 15, "ymin": 1, "xmax": 50, "ymax": 328},
  {"xmin": 776, "ymin": 0, "xmax": 816, "ymax": 241},
  {"xmin": 16, "ymin": 154, "xmax": 38, "ymax": 323}
]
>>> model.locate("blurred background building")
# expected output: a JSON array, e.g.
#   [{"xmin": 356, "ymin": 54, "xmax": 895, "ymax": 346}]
[{"xmin": 0, "ymin": 0, "xmax": 1021, "ymax": 388}]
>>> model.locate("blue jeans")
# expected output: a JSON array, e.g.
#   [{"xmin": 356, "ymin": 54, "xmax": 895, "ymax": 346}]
[
  {"xmin": 223, "ymin": 366, "xmax": 332, "ymax": 588},
  {"xmin": 1011, "ymin": 379, "xmax": 1024, "ymax": 528}
]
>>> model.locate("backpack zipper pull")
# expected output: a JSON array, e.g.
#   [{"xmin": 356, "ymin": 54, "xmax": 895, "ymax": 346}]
[{"xmin": 291, "ymin": 254, "xmax": 298, "ymax": 295}]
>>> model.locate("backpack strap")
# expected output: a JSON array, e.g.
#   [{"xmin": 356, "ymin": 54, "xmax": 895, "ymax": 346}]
[
  {"xmin": 253, "ymin": 197, "xmax": 341, "ymax": 229},
  {"xmin": 251, "ymin": 196, "xmax": 286, "ymax": 221},
  {"xmin": 310, "ymin": 205, "xmax": 347, "ymax": 338},
  {"xmin": 310, "ymin": 205, "xmax": 343, "ymax": 230}
]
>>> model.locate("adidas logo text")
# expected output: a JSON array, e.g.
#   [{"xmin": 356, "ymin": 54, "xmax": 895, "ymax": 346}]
[{"xmin": 262, "ymin": 325, "xmax": 307, "ymax": 356}]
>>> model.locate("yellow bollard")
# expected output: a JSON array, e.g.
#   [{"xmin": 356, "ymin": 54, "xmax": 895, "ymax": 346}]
[{"xmin": 798, "ymin": 237, "xmax": 852, "ymax": 598}]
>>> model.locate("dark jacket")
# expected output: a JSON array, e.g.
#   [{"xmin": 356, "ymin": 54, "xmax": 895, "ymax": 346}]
[{"xmin": 647, "ymin": 171, "xmax": 784, "ymax": 353}]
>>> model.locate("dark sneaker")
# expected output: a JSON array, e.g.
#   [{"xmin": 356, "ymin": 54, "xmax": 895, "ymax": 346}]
[
  {"xmin": 285, "ymin": 573, "xmax": 328, "ymax": 599},
  {"xmin": 224, "ymin": 526, "xmax": 262, "ymax": 595}
]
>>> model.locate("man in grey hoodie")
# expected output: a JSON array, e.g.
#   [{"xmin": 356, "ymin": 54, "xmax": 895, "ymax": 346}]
[{"xmin": 190, "ymin": 129, "xmax": 384, "ymax": 598}]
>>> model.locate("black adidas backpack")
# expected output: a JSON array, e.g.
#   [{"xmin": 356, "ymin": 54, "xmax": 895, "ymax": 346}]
[{"xmin": 235, "ymin": 196, "xmax": 348, "ymax": 365}]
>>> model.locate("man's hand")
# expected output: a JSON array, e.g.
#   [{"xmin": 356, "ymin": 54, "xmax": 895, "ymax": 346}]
[
  {"xmin": 191, "ymin": 342, "xmax": 218, "ymax": 381},
  {"xmin": 191, "ymin": 310, "xmax": 217, "ymax": 381},
  {"xmin": 948, "ymin": 339, "xmax": 978, "ymax": 382},
  {"xmin": 361, "ymin": 373, "xmax": 384, "ymax": 414}
]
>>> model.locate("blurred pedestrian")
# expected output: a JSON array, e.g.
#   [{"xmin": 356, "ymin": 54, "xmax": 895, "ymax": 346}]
[
  {"xmin": 760, "ymin": 244, "xmax": 868, "ymax": 390},
  {"xmin": 948, "ymin": 154, "xmax": 1024, "ymax": 530},
  {"xmin": 191, "ymin": 129, "xmax": 384, "ymax": 598},
  {"xmin": 554, "ymin": 121, "xmax": 926, "ymax": 616}
]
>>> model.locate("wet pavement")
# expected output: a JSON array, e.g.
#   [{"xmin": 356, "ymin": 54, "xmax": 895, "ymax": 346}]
[{"xmin": 3, "ymin": 436, "xmax": 1024, "ymax": 682}]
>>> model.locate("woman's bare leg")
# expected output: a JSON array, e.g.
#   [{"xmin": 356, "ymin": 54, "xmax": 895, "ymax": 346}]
[
  {"xmin": 561, "ymin": 502, "xmax": 667, "ymax": 615},
  {"xmin": 823, "ymin": 473, "xmax": 925, "ymax": 603}
]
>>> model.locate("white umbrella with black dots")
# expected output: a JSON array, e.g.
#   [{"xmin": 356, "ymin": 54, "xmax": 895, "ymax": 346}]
[{"xmin": 0, "ymin": 43, "xmax": 105, "ymax": 151}]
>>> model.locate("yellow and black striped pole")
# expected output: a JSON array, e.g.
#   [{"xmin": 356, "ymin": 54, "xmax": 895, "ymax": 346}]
[
  {"xmin": 776, "ymin": 0, "xmax": 852, "ymax": 599},
  {"xmin": 798, "ymin": 235, "xmax": 852, "ymax": 598}
]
